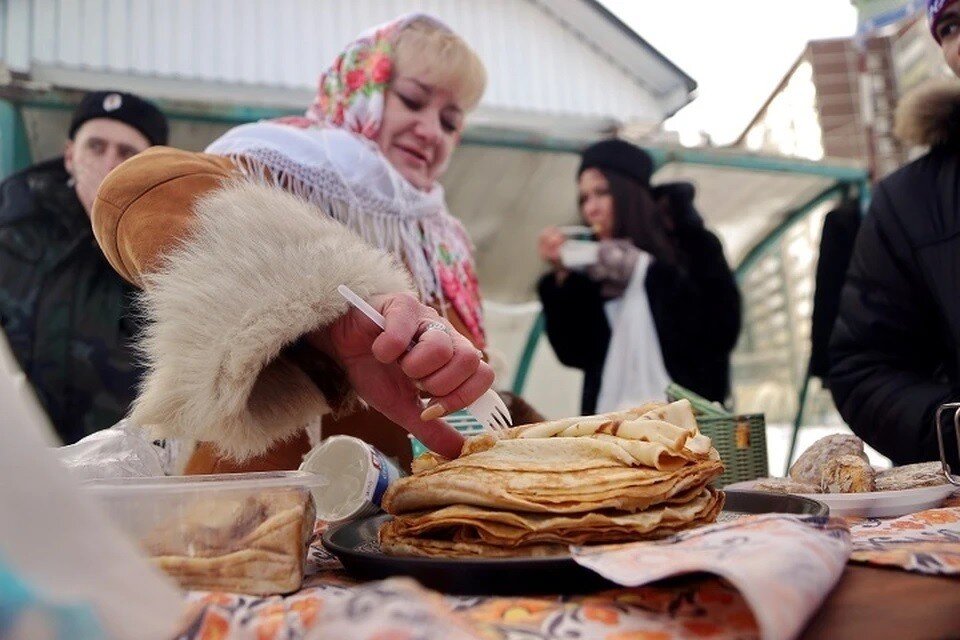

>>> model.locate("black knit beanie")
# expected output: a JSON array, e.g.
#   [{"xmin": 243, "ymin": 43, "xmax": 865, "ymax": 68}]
[{"xmin": 578, "ymin": 138, "xmax": 653, "ymax": 187}]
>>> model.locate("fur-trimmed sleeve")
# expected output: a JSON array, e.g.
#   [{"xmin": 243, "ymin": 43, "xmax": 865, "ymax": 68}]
[
  {"xmin": 136, "ymin": 180, "xmax": 411, "ymax": 459},
  {"xmin": 95, "ymin": 156, "xmax": 412, "ymax": 460}
]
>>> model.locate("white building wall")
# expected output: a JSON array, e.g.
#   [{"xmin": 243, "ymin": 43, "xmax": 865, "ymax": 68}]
[{"xmin": 5, "ymin": 0, "xmax": 665, "ymax": 122}]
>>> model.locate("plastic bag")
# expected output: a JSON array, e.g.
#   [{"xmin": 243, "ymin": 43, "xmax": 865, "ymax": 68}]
[{"xmin": 57, "ymin": 420, "xmax": 191, "ymax": 480}]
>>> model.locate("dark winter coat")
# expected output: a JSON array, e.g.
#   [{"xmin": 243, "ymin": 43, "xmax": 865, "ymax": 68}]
[
  {"xmin": 830, "ymin": 80, "xmax": 960, "ymax": 467},
  {"xmin": 0, "ymin": 157, "xmax": 143, "ymax": 444}
]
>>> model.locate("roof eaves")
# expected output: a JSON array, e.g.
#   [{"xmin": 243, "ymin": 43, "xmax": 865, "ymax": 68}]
[
  {"xmin": 531, "ymin": 0, "xmax": 697, "ymax": 118},
  {"xmin": 581, "ymin": 0, "xmax": 697, "ymax": 94}
]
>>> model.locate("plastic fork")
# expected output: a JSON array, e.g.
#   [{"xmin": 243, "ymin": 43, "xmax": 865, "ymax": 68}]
[{"xmin": 337, "ymin": 285, "xmax": 512, "ymax": 433}]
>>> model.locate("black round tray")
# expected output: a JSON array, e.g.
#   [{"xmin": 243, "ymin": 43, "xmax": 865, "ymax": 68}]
[{"xmin": 321, "ymin": 490, "xmax": 827, "ymax": 595}]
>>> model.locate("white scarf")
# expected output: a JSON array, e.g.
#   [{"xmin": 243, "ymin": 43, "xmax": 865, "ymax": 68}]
[
  {"xmin": 205, "ymin": 122, "xmax": 476, "ymax": 307},
  {"xmin": 595, "ymin": 252, "xmax": 672, "ymax": 412}
]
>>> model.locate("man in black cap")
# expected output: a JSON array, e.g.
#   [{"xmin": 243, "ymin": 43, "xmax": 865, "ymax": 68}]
[{"xmin": 0, "ymin": 90, "xmax": 169, "ymax": 444}]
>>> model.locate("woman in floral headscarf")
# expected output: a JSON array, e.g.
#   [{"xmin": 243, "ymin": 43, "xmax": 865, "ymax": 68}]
[
  {"xmin": 209, "ymin": 15, "xmax": 487, "ymax": 345},
  {"xmin": 90, "ymin": 14, "xmax": 525, "ymax": 472}
]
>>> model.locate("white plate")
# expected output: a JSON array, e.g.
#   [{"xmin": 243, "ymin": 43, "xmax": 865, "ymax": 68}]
[
  {"xmin": 559, "ymin": 240, "xmax": 599, "ymax": 269},
  {"xmin": 725, "ymin": 479, "xmax": 958, "ymax": 518}
]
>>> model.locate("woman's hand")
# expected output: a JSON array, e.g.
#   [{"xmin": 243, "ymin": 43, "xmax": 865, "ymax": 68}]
[
  {"xmin": 538, "ymin": 226, "xmax": 567, "ymax": 269},
  {"xmin": 308, "ymin": 292, "xmax": 494, "ymax": 459}
]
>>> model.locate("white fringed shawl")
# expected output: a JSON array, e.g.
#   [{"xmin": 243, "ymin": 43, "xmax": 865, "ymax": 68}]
[{"xmin": 206, "ymin": 122, "xmax": 476, "ymax": 308}]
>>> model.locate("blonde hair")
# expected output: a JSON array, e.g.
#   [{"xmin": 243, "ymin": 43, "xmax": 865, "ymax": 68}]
[{"xmin": 393, "ymin": 18, "xmax": 487, "ymax": 112}]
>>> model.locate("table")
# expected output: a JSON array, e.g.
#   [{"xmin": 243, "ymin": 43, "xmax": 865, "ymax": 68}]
[
  {"xmin": 801, "ymin": 565, "xmax": 960, "ymax": 639},
  {"xmin": 184, "ymin": 498, "xmax": 960, "ymax": 640}
]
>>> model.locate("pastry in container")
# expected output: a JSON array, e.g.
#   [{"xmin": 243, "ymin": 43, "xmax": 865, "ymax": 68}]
[{"xmin": 84, "ymin": 471, "xmax": 324, "ymax": 595}]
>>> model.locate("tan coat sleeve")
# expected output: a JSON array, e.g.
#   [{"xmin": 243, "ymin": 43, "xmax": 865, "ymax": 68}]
[
  {"xmin": 93, "ymin": 146, "xmax": 237, "ymax": 287},
  {"xmin": 91, "ymin": 147, "xmax": 413, "ymax": 461}
]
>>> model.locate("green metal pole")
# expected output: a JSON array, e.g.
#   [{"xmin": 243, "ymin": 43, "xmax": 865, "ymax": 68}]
[
  {"xmin": 0, "ymin": 100, "xmax": 32, "ymax": 179},
  {"xmin": 857, "ymin": 178, "xmax": 872, "ymax": 216},
  {"xmin": 734, "ymin": 183, "xmax": 848, "ymax": 281},
  {"xmin": 648, "ymin": 147, "xmax": 868, "ymax": 182},
  {"xmin": 786, "ymin": 363, "xmax": 812, "ymax": 470},
  {"xmin": 511, "ymin": 311, "xmax": 546, "ymax": 396}
]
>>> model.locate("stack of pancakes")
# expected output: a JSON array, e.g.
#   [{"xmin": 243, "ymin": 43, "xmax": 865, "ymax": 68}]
[{"xmin": 380, "ymin": 399, "xmax": 724, "ymax": 558}]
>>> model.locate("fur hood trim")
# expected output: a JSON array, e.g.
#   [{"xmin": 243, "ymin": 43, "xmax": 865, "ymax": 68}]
[
  {"xmin": 895, "ymin": 78, "xmax": 960, "ymax": 147},
  {"xmin": 132, "ymin": 179, "xmax": 412, "ymax": 460}
]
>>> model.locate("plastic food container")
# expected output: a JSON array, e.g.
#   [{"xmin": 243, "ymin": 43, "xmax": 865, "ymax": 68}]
[
  {"xmin": 299, "ymin": 435, "xmax": 405, "ymax": 522},
  {"xmin": 84, "ymin": 471, "xmax": 326, "ymax": 595}
]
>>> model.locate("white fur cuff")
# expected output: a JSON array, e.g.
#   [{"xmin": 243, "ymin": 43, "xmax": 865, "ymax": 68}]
[{"xmin": 132, "ymin": 180, "xmax": 412, "ymax": 460}]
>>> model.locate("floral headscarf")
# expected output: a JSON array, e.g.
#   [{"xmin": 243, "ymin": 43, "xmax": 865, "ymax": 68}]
[
  {"xmin": 210, "ymin": 14, "xmax": 486, "ymax": 346},
  {"xmin": 274, "ymin": 17, "xmax": 410, "ymax": 137},
  {"xmin": 310, "ymin": 20, "xmax": 400, "ymax": 137}
]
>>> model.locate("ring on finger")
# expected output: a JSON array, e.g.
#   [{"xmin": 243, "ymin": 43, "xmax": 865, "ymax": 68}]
[{"xmin": 421, "ymin": 321, "xmax": 451, "ymax": 336}]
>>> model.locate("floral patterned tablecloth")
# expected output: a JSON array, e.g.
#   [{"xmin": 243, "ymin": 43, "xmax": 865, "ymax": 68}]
[
  {"xmin": 180, "ymin": 492, "xmax": 960, "ymax": 640},
  {"xmin": 846, "ymin": 490, "xmax": 960, "ymax": 575}
]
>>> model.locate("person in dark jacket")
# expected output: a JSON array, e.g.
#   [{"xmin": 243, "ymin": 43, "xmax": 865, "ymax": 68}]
[
  {"xmin": 537, "ymin": 138, "xmax": 741, "ymax": 414},
  {"xmin": 0, "ymin": 90, "xmax": 168, "ymax": 444},
  {"xmin": 829, "ymin": 0, "xmax": 960, "ymax": 469}
]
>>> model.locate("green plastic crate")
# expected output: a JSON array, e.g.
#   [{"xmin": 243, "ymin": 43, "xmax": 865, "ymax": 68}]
[
  {"xmin": 409, "ymin": 410, "xmax": 485, "ymax": 459},
  {"xmin": 667, "ymin": 384, "xmax": 769, "ymax": 487},
  {"xmin": 696, "ymin": 413, "xmax": 768, "ymax": 487}
]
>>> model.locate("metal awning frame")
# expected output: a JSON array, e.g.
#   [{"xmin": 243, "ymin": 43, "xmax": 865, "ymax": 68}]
[{"xmin": 510, "ymin": 148, "xmax": 870, "ymax": 396}]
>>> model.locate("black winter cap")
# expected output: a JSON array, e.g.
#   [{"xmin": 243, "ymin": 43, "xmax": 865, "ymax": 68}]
[
  {"xmin": 578, "ymin": 138, "xmax": 654, "ymax": 188},
  {"xmin": 69, "ymin": 90, "xmax": 169, "ymax": 146}
]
